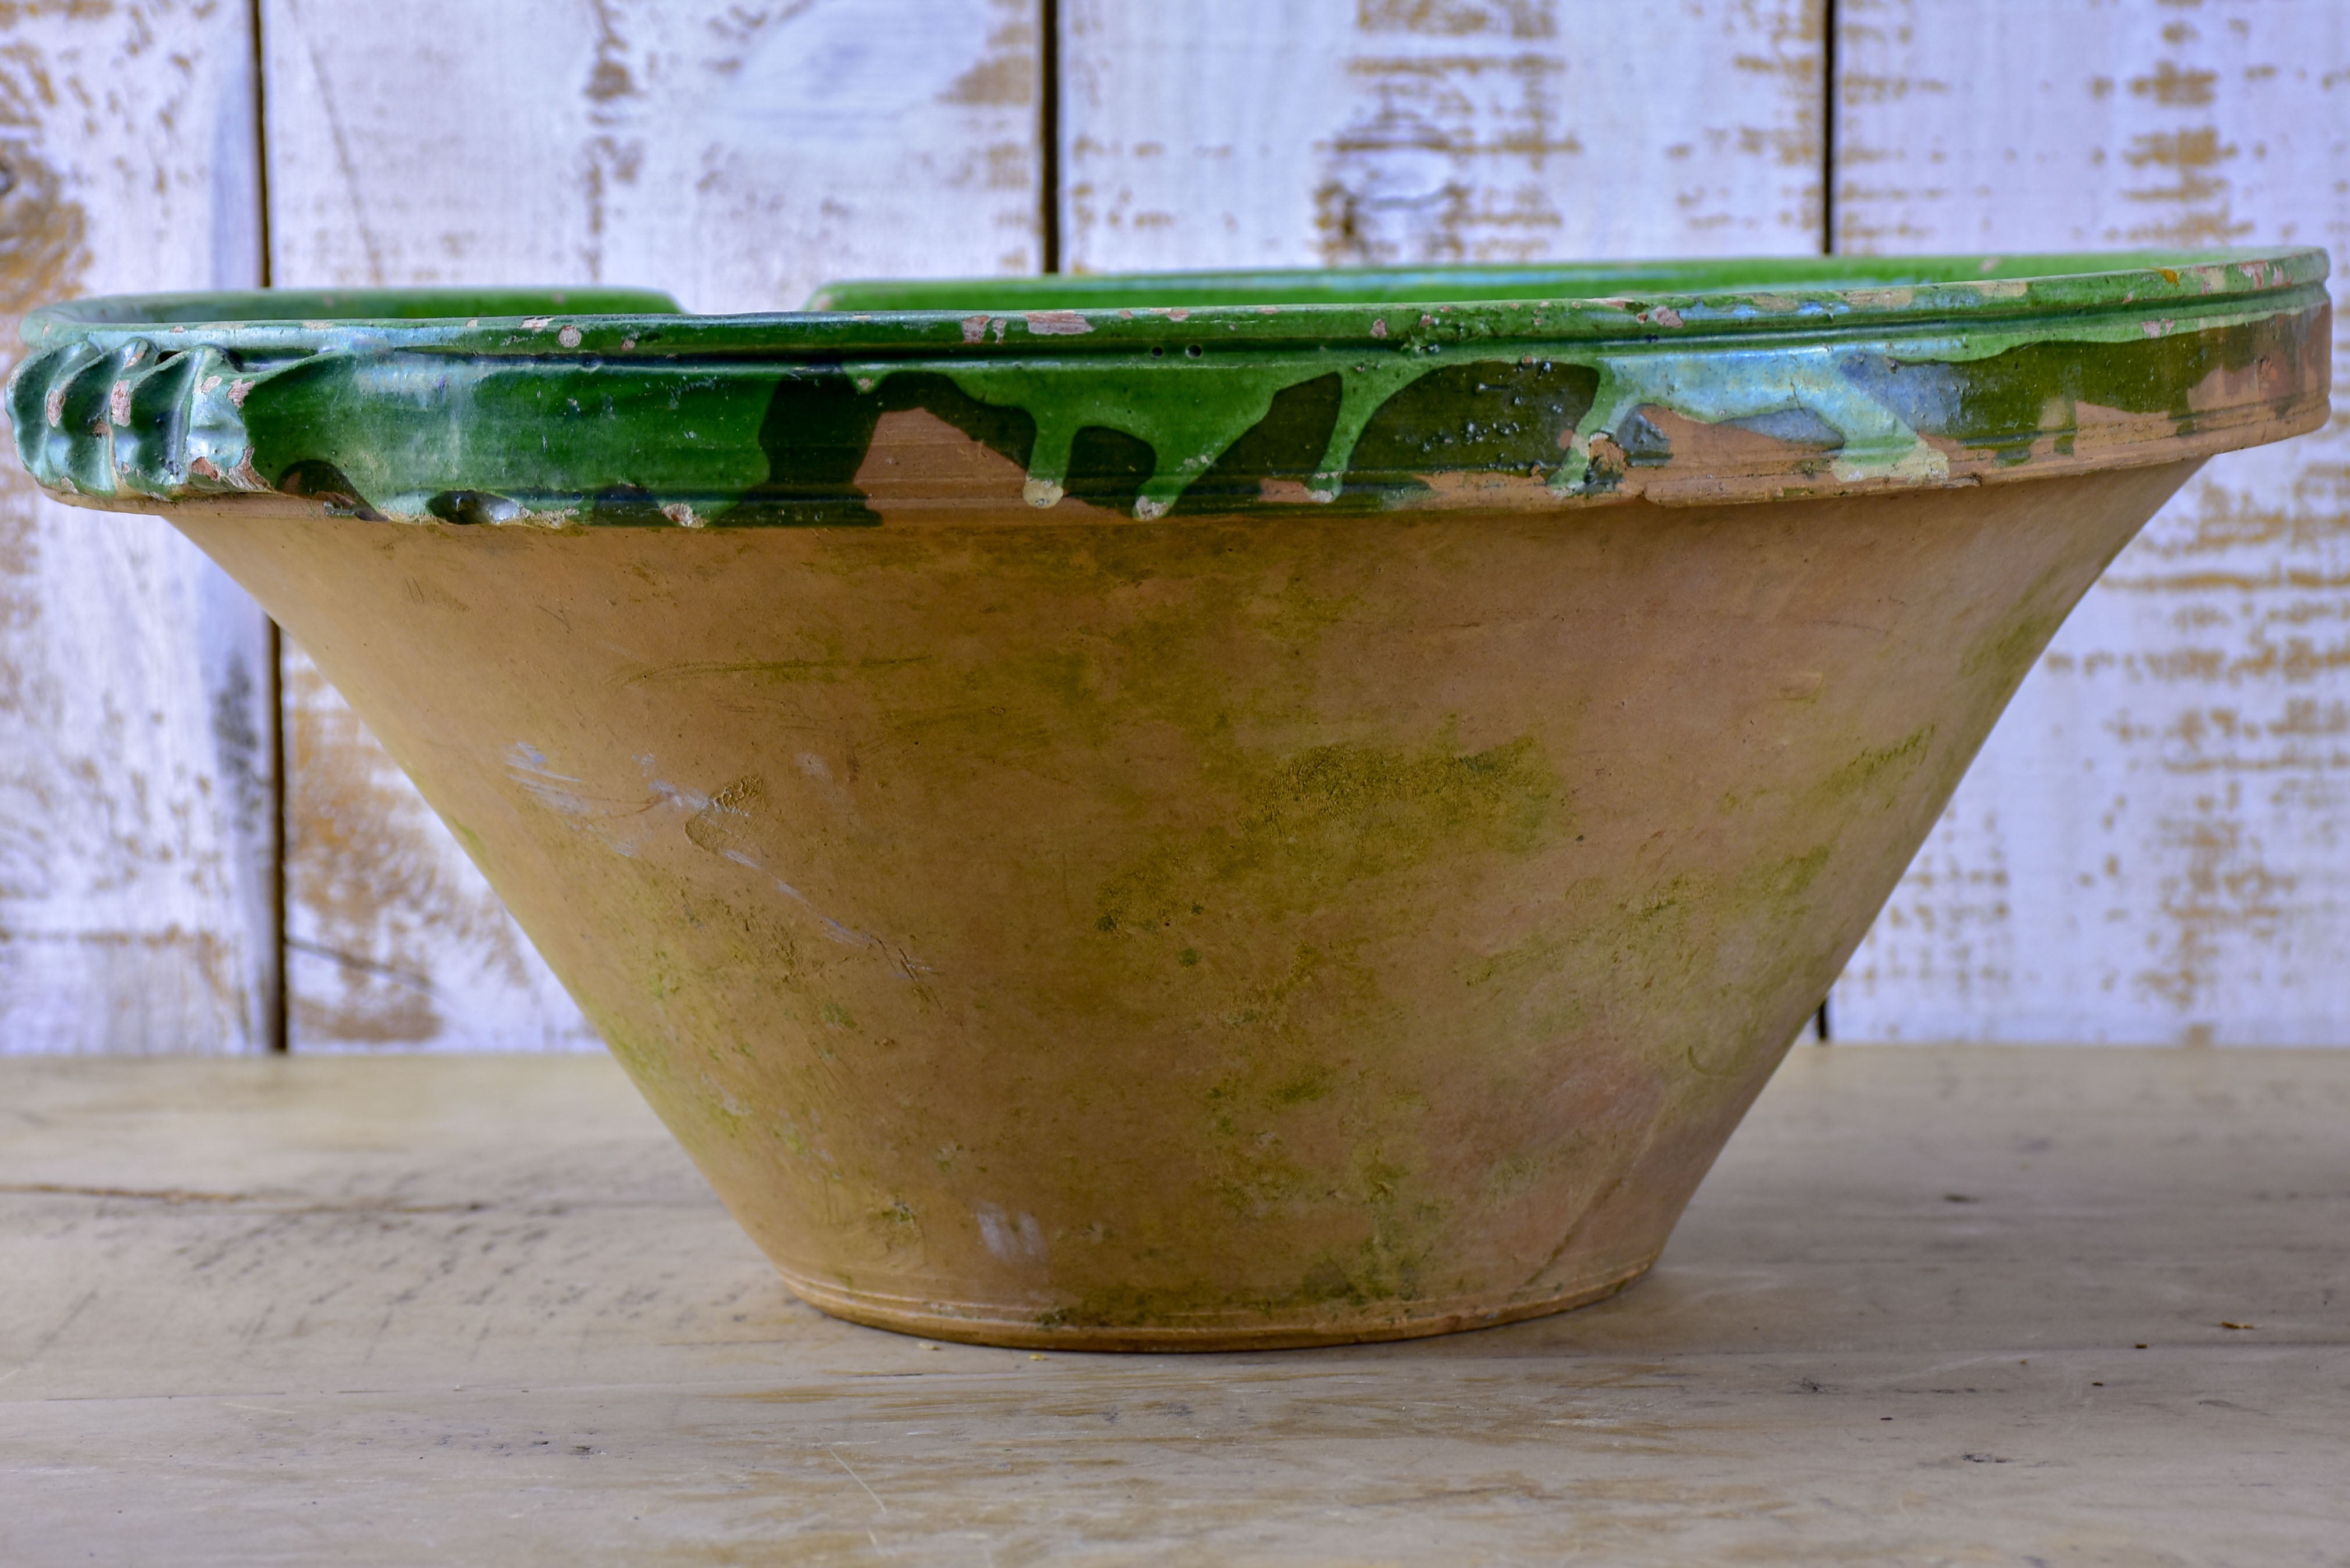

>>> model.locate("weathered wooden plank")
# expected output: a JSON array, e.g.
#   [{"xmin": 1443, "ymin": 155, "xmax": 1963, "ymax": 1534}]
[
  {"xmin": 260, "ymin": 0, "xmax": 1043, "ymax": 1049},
  {"xmin": 1831, "ymin": 0, "xmax": 2350, "ymax": 1043},
  {"xmin": 1061, "ymin": 0, "xmax": 1826, "ymax": 270},
  {"xmin": 5, "ymin": 1048, "xmax": 2347, "ymax": 1560},
  {"xmin": 264, "ymin": 0, "xmax": 1040, "ymax": 308},
  {"xmin": 0, "ymin": 1, "xmax": 274, "ymax": 1053}
]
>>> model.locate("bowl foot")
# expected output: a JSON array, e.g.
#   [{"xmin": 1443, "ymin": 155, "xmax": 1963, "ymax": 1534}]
[{"xmin": 774, "ymin": 1261, "xmax": 1658, "ymax": 1352}]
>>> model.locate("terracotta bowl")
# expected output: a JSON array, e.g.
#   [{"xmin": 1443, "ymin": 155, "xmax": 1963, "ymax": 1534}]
[{"xmin": 10, "ymin": 252, "xmax": 2330, "ymax": 1348}]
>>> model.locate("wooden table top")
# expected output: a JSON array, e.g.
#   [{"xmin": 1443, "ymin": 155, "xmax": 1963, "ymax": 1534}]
[{"xmin": 4, "ymin": 1045, "xmax": 2345, "ymax": 1566}]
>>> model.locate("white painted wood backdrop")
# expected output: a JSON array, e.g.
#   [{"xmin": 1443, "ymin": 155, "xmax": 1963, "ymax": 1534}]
[
  {"xmin": 0, "ymin": 0, "xmax": 2340, "ymax": 1051},
  {"xmin": 0, "ymin": 2, "xmax": 275, "ymax": 1054},
  {"xmin": 1830, "ymin": 0, "xmax": 2350, "ymax": 1043}
]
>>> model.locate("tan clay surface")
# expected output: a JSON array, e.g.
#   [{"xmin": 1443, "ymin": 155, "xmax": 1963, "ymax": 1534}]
[
  {"xmin": 169, "ymin": 463, "xmax": 2201, "ymax": 1347},
  {"xmin": 3, "ymin": 1046, "xmax": 2344, "ymax": 1565}
]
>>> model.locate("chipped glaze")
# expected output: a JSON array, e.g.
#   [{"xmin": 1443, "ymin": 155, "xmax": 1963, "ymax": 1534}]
[{"xmin": 2, "ymin": 255, "xmax": 2328, "ymax": 1347}]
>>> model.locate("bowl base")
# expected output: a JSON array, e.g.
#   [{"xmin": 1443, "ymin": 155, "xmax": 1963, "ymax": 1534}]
[{"xmin": 775, "ymin": 1259, "xmax": 1657, "ymax": 1351}]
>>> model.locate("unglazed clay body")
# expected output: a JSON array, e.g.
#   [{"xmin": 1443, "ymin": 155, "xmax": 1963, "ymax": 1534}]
[{"xmin": 10, "ymin": 254, "xmax": 2330, "ymax": 1346}]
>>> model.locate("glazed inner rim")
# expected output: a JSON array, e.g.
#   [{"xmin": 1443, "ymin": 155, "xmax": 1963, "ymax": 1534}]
[{"xmin": 22, "ymin": 248, "xmax": 2328, "ymax": 358}]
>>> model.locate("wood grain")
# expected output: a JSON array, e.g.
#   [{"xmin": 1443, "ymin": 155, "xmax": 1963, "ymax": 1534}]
[
  {"xmin": 4, "ymin": 1047, "xmax": 2345, "ymax": 1560},
  {"xmin": 1830, "ymin": 0, "xmax": 2350, "ymax": 1044},
  {"xmin": 1061, "ymin": 0, "xmax": 1826, "ymax": 271},
  {"xmin": 0, "ymin": 1, "xmax": 274, "ymax": 1053},
  {"xmin": 259, "ymin": 0, "xmax": 1043, "ymax": 1049}
]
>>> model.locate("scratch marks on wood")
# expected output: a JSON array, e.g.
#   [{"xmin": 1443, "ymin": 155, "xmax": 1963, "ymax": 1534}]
[{"xmin": 1832, "ymin": 0, "xmax": 2350, "ymax": 1043}]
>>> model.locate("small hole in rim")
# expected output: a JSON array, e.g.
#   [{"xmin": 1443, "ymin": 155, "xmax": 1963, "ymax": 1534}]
[
  {"xmin": 1184, "ymin": 344, "xmax": 1203, "ymax": 358},
  {"xmin": 1150, "ymin": 345, "xmax": 1164, "ymax": 357}
]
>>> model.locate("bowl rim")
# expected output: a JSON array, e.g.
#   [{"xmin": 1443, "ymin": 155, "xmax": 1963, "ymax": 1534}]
[
  {"xmin": 17, "ymin": 247, "xmax": 2329, "ymax": 362},
  {"xmin": 12, "ymin": 248, "xmax": 2330, "ymax": 526}
]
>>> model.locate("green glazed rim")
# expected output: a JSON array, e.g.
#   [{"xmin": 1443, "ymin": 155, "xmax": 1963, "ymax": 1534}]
[{"xmin": 9, "ymin": 248, "xmax": 2330, "ymax": 526}]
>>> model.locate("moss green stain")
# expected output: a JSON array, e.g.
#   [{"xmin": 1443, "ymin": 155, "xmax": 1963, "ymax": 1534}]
[
  {"xmin": 1808, "ymin": 725, "xmax": 1935, "ymax": 812},
  {"xmin": 1035, "ymin": 1225, "xmax": 1447, "ymax": 1333},
  {"xmin": 1095, "ymin": 729, "xmax": 1561, "ymax": 933},
  {"xmin": 1446, "ymin": 827, "xmax": 1852, "ymax": 1090},
  {"xmin": 1961, "ymin": 577, "xmax": 2073, "ymax": 692},
  {"xmin": 1064, "ymin": 727, "xmax": 1559, "ymax": 1271},
  {"xmin": 1743, "ymin": 843, "xmax": 1834, "ymax": 909},
  {"xmin": 581, "ymin": 1007, "xmax": 661, "ymax": 1082},
  {"xmin": 1270, "ymin": 1065, "xmax": 1337, "ymax": 1105}
]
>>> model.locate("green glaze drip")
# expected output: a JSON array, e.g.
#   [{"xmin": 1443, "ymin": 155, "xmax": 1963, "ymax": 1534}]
[
  {"xmin": 916, "ymin": 360, "xmax": 1314, "ymax": 519},
  {"xmin": 857, "ymin": 352, "xmax": 1450, "ymax": 519},
  {"xmin": 1305, "ymin": 356, "xmax": 1457, "ymax": 500}
]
